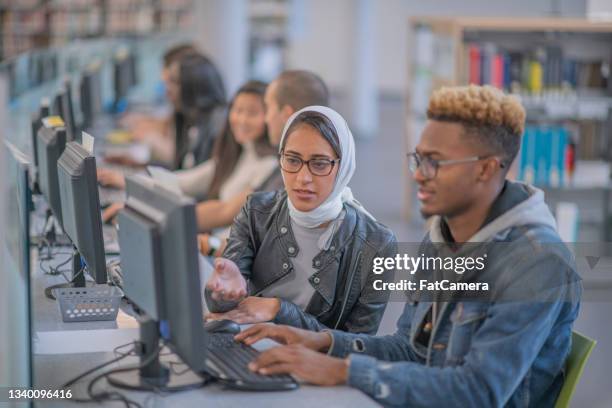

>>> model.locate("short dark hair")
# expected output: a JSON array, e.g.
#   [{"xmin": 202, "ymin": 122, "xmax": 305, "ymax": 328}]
[
  {"xmin": 163, "ymin": 44, "xmax": 196, "ymax": 67},
  {"xmin": 275, "ymin": 70, "xmax": 329, "ymax": 111},
  {"xmin": 282, "ymin": 111, "xmax": 340, "ymax": 158}
]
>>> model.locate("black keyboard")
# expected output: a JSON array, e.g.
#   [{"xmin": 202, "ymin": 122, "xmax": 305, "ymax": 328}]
[{"xmin": 204, "ymin": 333, "xmax": 298, "ymax": 391}]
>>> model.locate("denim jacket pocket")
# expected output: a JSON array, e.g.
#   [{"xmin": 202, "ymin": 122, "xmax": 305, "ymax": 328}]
[{"xmin": 446, "ymin": 302, "xmax": 488, "ymax": 366}]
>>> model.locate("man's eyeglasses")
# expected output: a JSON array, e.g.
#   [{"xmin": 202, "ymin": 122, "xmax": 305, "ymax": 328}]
[
  {"xmin": 407, "ymin": 152, "xmax": 503, "ymax": 180},
  {"xmin": 279, "ymin": 153, "xmax": 340, "ymax": 176}
]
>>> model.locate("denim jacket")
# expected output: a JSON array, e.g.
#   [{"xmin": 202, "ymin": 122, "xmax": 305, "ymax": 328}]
[
  {"xmin": 206, "ymin": 190, "xmax": 397, "ymax": 334},
  {"xmin": 327, "ymin": 182, "xmax": 582, "ymax": 407}
]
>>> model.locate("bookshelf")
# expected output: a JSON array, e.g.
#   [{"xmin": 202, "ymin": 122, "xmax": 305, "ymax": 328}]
[
  {"xmin": 0, "ymin": 0, "xmax": 193, "ymax": 61},
  {"xmin": 406, "ymin": 17, "xmax": 612, "ymax": 242}
]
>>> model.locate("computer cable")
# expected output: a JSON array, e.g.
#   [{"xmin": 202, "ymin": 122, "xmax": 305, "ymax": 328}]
[
  {"xmin": 86, "ymin": 343, "xmax": 165, "ymax": 408},
  {"xmin": 61, "ymin": 341, "xmax": 141, "ymax": 408},
  {"xmin": 43, "ymin": 264, "xmax": 86, "ymax": 300},
  {"xmin": 62, "ymin": 341, "xmax": 138, "ymax": 389},
  {"xmin": 39, "ymin": 250, "xmax": 72, "ymax": 275}
]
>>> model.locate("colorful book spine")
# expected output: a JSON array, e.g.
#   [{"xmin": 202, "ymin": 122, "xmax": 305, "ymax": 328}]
[
  {"xmin": 468, "ymin": 45, "xmax": 481, "ymax": 85},
  {"xmin": 492, "ymin": 54, "xmax": 504, "ymax": 89},
  {"xmin": 519, "ymin": 125, "xmax": 571, "ymax": 187}
]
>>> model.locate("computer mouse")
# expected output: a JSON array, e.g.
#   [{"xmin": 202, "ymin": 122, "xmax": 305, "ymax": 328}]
[{"xmin": 204, "ymin": 319, "xmax": 241, "ymax": 335}]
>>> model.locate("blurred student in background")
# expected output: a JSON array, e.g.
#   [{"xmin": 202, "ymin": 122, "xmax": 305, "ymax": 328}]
[{"xmin": 98, "ymin": 50, "xmax": 226, "ymax": 185}]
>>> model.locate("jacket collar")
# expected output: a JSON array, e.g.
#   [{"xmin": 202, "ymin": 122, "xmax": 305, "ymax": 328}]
[{"xmin": 272, "ymin": 193, "xmax": 359, "ymax": 307}]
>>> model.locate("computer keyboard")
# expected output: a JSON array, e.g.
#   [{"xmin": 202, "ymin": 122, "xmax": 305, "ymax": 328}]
[{"xmin": 204, "ymin": 333, "xmax": 298, "ymax": 391}]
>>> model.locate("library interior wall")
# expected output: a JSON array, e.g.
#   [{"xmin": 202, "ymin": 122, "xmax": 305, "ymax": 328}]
[{"xmin": 286, "ymin": 0, "xmax": 588, "ymax": 97}]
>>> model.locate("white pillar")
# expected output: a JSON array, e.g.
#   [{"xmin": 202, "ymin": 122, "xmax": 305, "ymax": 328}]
[
  {"xmin": 351, "ymin": 0, "xmax": 378, "ymax": 139},
  {"xmin": 193, "ymin": 0, "xmax": 249, "ymax": 97}
]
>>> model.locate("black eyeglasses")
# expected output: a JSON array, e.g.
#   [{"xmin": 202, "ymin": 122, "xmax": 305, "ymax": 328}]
[
  {"xmin": 407, "ymin": 152, "xmax": 503, "ymax": 180},
  {"xmin": 279, "ymin": 153, "xmax": 340, "ymax": 176}
]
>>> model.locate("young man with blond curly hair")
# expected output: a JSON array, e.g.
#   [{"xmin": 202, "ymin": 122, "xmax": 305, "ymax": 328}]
[{"xmin": 231, "ymin": 85, "xmax": 582, "ymax": 407}]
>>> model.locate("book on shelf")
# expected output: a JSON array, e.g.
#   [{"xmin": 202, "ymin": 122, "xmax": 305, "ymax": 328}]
[
  {"xmin": 465, "ymin": 43, "xmax": 611, "ymax": 94},
  {"xmin": 518, "ymin": 125, "xmax": 571, "ymax": 188}
]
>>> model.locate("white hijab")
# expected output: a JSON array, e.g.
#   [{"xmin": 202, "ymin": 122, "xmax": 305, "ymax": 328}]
[{"xmin": 279, "ymin": 105, "xmax": 374, "ymax": 228}]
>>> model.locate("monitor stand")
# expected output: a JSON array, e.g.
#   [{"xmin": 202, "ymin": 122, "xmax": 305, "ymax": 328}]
[
  {"xmin": 44, "ymin": 246, "xmax": 92, "ymax": 300},
  {"xmin": 107, "ymin": 316, "xmax": 209, "ymax": 392},
  {"xmin": 36, "ymin": 210, "xmax": 70, "ymax": 259}
]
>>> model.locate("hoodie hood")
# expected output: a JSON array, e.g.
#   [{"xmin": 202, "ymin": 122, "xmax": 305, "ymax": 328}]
[{"xmin": 429, "ymin": 182, "xmax": 558, "ymax": 244}]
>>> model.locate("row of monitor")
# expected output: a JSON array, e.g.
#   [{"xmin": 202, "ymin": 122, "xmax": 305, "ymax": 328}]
[
  {"xmin": 7, "ymin": 45, "xmax": 210, "ymax": 391},
  {"xmin": 30, "ymin": 50, "xmax": 138, "ymax": 190},
  {"xmin": 7, "ymin": 127, "xmax": 207, "ymax": 390}
]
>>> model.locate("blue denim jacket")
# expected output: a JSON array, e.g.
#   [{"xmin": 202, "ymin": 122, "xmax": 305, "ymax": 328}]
[{"xmin": 328, "ymin": 183, "xmax": 582, "ymax": 407}]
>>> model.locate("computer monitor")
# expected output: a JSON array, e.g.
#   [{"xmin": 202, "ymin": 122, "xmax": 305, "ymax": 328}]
[
  {"xmin": 110, "ymin": 174, "xmax": 207, "ymax": 391},
  {"xmin": 36, "ymin": 117, "xmax": 67, "ymax": 228},
  {"xmin": 113, "ymin": 53, "xmax": 132, "ymax": 110},
  {"xmin": 51, "ymin": 90, "xmax": 63, "ymax": 118},
  {"xmin": 128, "ymin": 52, "xmax": 138, "ymax": 89},
  {"xmin": 80, "ymin": 68, "xmax": 102, "ymax": 129},
  {"xmin": 57, "ymin": 141, "xmax": 107, "ymax": 285},
  {"xmin": 60, "ymin": 79, "xmax": 77, "ymax": 142},
  {"xmin": 31, "ymin": 98, "xmax": 51, "ymax": 193},
  {"xmin": 3, "ymin": 140, "xmax": 34, "ymax": 398}
]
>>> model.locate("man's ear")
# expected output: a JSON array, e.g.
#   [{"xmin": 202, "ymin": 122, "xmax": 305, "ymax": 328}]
[
  {"xmin": 281, "ymin": 105, "xmax": 295, "ymax": 121},
  {"xmin": 478, "ymin": 157, "xmax": 502, "ymax": 182}
]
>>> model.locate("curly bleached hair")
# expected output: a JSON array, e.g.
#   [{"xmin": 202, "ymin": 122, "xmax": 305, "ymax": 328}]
[{"xmin": 427, "ymin": 85, "xmax": 526, "ymax": 169}]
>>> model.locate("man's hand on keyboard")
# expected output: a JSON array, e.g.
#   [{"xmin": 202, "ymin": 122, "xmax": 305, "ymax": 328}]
[
  {"xmin": 248, "ymin": 344, "xmax": 349, "ymax": 386},
  {"xmin": 206, "ymin": 258, "xmax": 248, "ymax": 303},
  {"xmin": 97, "ymin": 168, "xmax": 126, "ymax": 189},
  {"xmin": 206, "ymin": 297, "xmax": 280, "ymax": 324},
  {"xmin": 235, "ymin": 323, "xmax": 332, "ymax": 352}
]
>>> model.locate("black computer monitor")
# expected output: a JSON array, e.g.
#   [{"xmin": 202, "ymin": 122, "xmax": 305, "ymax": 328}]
[
  {"xmin": 113, "ymin": 55, "xmax": 132, "ymax": 108},
  {"xmin": 57, "ymin": 141, "xmax": 107, "ymax": 285},
  {"xmin": 52, "ymin": 90, "xmax": 63, "ymax": 118},
  {"xmin": 36, "ymin": 119, "xmax": 67, "ymax": 228},
  {"xmin": 110, "ymin": 174, "xmax": 207, "ymax": 391},
  {"xmin": 3, "ymin": 140, "xmax": 34, "ymax": 396},
  {"xmin": 80, "ymin": 68, "xmax": 102, "ymax": 129},
  {"xmin": 128, "ymin": 52, "xmax": 138, "ymax": 89},
  {"xmin": 31, "ymin": 98, "xmax": 51, "ymax": 193},
  {"xmin": 61, "ymin": 79, "xmax": 77, "ymax": 142}
]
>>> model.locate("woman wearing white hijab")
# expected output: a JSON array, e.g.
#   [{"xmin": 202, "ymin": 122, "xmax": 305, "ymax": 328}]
[{"xmin": 205, "ymin": 106, "xmax": 396, "ymax": 334}]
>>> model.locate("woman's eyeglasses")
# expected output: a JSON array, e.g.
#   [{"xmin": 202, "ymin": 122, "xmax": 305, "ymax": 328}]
[{"xmin": 279, "ymin": 153, "xmax": 340, "ymax": 176}]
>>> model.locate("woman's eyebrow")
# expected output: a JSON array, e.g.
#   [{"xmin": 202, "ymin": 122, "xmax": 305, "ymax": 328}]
[
  {"xmin": 285, "ymin": 150, "xmax": 335, "ymax": 159},
  {"xmin": 284, "ymin": 150, "xmax": 303, "ymax": 157}
]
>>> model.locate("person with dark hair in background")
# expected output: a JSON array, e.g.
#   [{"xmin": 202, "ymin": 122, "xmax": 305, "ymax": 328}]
[
  {"xmin": 175, "ymin": 80, "xmax": 278, "ymax": 236},
  {"xmin": 204, "ymin": 106, "xmax": 396, "ymax": 335},
  {"xmin": 98, "ymin": 51, "xmax": 226, "ymax": 188},
  {"xmin": 231, "ymin": 85, "xmax": 582, "ymax": 408},
  {"xmin": 112, "ymin": 44, "xmax": 197, "ymax": 165},
  {"xmin": 169, "ymin": 52, "xmax": 226, "ymax": 170}
]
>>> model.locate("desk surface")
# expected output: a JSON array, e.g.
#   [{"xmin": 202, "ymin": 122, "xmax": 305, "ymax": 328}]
[{"xmin": 31, "ymin": 246, "xmax": 380, "ymax": 407}]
